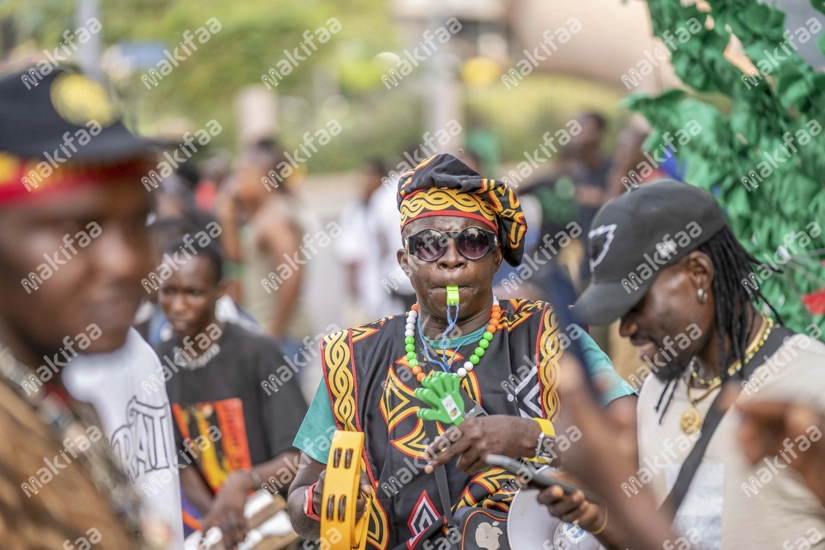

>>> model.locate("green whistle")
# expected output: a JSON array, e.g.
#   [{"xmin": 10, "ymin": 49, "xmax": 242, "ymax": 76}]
[
  {"xmin": 415, "ymin": 371, "xmax": 465, "ymax": 426},
  {"xmin": 446, "ymin": 285, "xmax": 460, "ymax": 306}
]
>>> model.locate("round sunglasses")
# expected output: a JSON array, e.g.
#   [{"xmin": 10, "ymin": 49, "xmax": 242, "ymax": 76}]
[{"xmin": 405, "ymin": 227, "xmax": 499, "ymax": 262}]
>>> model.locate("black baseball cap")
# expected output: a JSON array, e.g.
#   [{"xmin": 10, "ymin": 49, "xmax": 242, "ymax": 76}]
[
  {"xmin": 574, "ymin": 180, "xmax": 728, "ymax": 325},
  {"xmin": 0, "ymin": 66, "xmax": 155, "ymax": 162}
]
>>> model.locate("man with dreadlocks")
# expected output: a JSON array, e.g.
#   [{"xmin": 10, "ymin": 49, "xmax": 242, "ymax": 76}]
[{"xmin": 541, "ymin": 180, "xmax": 825, "ymax": 549}]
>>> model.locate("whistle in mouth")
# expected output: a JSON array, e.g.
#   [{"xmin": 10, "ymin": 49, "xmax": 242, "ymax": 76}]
[{"xmin": 446, "ymin": 285, "xmax": 460, "ymax": 306}]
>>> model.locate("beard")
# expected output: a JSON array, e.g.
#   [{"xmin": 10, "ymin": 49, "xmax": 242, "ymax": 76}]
[{"xmin": 650, "ymin": 352, "xmax": 693, "ymax": 384}]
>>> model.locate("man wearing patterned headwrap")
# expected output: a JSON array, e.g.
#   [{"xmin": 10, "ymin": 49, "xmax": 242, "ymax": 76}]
[{"xmin": 287, "ymin": 154, "xmax": 635, "ymax": 549}]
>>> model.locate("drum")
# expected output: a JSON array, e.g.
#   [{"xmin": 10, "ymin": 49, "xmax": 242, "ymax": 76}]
[
  {"xmin": 507, "ymin": 468, "xmax": 605, "ymax": 550},
  {"xmin": 183, "ymin": 490, "xmax": 298, "ymax": 550}
]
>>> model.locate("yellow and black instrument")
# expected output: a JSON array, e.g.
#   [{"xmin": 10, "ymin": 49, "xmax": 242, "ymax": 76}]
[{"xmin": 321, "ymin": 430, "xmax": 372, "ymax": 550}]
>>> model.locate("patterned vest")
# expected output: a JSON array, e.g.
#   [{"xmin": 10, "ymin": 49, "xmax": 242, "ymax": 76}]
[{"xmin": 320, "ymin": 299, "xmax": 566, "ymax": 550}]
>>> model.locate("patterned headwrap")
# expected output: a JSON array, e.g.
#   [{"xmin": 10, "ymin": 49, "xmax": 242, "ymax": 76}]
[{"xmin": 397, "ymin": 153, "xmax": 526, "ymax": 266}]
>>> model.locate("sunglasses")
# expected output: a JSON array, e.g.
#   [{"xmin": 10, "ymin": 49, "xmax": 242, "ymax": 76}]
[{"xmin": 405, "ymin": 227, "xmax": 498, "ymax": 262}]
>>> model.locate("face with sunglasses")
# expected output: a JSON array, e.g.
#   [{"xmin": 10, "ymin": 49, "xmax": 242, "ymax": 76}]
[{"xmin": 398, "ymin": 216, "xmax": 502, "ymax": 326}]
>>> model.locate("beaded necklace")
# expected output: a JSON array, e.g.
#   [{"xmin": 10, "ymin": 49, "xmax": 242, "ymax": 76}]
[{"xmin": 405, "ymin": 298, "xmax": 501, "ymax": 382}]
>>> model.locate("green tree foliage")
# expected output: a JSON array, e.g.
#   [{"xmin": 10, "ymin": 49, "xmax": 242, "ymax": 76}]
[{"xmin": 629, "ymin": 0, "xmax": 825, "ymax": 335}]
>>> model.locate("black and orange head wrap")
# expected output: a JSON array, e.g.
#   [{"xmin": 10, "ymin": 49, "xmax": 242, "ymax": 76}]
[{"xmin": 397, "ymin": 153, "xmax": 526, "ymax": 266}]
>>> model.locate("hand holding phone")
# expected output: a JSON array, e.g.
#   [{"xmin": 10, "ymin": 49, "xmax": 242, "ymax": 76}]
[{"xmin": 484, "ymin": 454, "xmax": 600, "ymax": 502}]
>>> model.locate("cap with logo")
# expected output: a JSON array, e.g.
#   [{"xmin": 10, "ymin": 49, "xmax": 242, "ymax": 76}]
[
  {"xmin": 574, "ymin": 179, "xmax": 728, "ymax": 325},
  {"xmin": 0, "ymin": 66, "xmax": 155, "ymax": 204}
]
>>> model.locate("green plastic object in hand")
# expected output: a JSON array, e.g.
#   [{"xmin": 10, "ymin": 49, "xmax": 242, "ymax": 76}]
[
  {"xmin": 415, "ymin": 371, "xmax": 465, "ymax": 426},
  {"xmin": 446, "ymin": 285, "xmax": 459, "ymax": 306}
]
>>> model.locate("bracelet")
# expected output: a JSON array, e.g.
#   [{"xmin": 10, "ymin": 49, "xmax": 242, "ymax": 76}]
[
  {"xmin": 305, "ymin": 482, "xmax": 320, "ymax": 521},
  {"xmin": 590, "ymin": 507, "xmax": 609, "ymax": 535}
]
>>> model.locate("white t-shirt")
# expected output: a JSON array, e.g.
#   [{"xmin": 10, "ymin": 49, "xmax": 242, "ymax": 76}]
[
  {"xmin": 636, "ymin": 333, "xmax": 825, "ymax": 550},
  {"xmin": 64, "ymin": 328, "xmax": 184, "ymax": 549}
]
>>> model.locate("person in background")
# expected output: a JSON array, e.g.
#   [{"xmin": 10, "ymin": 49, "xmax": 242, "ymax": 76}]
[
  {"xmin": 567, "ymin": 111, "xmax": 611, "ymax": 240},
  {"xmin": 235, "ymin": 141, "xmax": 314, "ymax": 354},
  {"xmin": 335, "ymin": 159, "xmax": 389, "ymax": 321},
  {"xmin": 545, "ymin": 180, "xmax": 825, "ymax": 549},
  {"xmin": 156, "ymin": 239, "xmax": 307, "ymax": 548},
  {"xmin": 0, "ymin": 67, "xmax": 171, "ymax": 548},
  {"xmin": 605, "ymin": 124, "xmax": 667, "ymax": 200}
]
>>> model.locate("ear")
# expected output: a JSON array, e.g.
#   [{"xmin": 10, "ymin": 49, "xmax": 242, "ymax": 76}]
[
  {"xmin": 217, "ymin": 278, "xmax": 228, "ymax": 300},
  {"xmin": 683, "ymin": 250, "xmax": 714, "ymax": 293},
  {"xmin": 494, "ymin": 245, "xmax": 504, "ymax": 271}
]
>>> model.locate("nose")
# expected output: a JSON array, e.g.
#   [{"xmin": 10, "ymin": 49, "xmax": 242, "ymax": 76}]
[
  {"xmin": 618, "ymin": 314, "xmax": 638, "ymax": 339},
  {"xmin": 168, "ymin": 291, "xmax": 188, "ymax": 316},
  {"xmin": 437, "ymin": 236, "xmax": 467, "ymax": 270}
]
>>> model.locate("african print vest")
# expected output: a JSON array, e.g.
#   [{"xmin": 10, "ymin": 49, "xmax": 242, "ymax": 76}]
[{"xmin": 320, "ymin": 299, "xmax": 566, "ymax": 550}]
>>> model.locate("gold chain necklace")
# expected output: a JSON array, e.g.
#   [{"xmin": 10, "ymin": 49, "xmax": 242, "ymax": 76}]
[{"xmin": 679, "ymin": 315, "xmax": 773, "ymax": 433}]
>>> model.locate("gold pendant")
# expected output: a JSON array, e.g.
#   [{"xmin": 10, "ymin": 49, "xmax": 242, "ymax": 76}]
[{"xmin": 680, "ymin": 407, "xmax": 703, "ymax": 434}]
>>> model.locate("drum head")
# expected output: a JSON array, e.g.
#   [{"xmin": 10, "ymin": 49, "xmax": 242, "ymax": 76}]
[{"xmin": 507, "ymin": 471, "xmax": 605, "ymax": 550}]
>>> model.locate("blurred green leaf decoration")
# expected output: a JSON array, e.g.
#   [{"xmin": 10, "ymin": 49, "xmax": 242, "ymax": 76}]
[{"xmin": 631, "ymin": 0, "xmax": 825, "ymax": 336}]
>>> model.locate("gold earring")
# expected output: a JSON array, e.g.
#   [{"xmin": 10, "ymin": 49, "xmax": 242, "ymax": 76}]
[{"xmin": 697, "ymin": 288, "xmax": 708, "ymax": 304}]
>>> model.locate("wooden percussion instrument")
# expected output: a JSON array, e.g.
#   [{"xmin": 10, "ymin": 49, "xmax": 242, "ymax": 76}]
[{"xmin": 320, "ymin": 430, "xmax": 373, "ymax": 550}]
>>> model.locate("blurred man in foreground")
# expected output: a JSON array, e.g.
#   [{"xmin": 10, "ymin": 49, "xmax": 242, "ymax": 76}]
[
  {"xmin": 156, "ymin": 240, "xmax": 307, "ymax": 547},
  {"xmin": 0, "ymin": 68, "xmax": 170, "ymax": 548},
  {"xmin": 543, "ymin": 180, "xmax": 825, "ymax": 549}
]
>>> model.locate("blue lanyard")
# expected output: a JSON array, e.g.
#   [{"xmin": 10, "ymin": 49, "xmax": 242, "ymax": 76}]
[{"xmin": 417, "ymin": 303, "xmax": 460, "ymax": 373}]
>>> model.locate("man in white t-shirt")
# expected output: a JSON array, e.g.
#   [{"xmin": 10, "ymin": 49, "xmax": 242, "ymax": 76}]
[
  {"xmin": 541, "ymin": 180, "xmax": 825, "ymax": 549},
  {"xmin": 64, "ymin": 328, "xmax": 185, "ymax": 549}
]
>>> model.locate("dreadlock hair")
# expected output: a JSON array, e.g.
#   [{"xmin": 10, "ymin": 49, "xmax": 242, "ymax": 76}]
[{"xmin": 656, "ymin": 226, "xmax": 784, "ymax": 421}]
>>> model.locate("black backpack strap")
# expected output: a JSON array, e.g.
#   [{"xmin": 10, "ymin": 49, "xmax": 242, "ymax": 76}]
[{"xmin": 661, "ymin": 325, "xmax": 794, "ymax": 516}]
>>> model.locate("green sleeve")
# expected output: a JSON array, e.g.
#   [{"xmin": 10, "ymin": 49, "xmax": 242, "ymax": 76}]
[
  {"xmin": 577, "ymin": 327, "xmax": 637, "ymax": 406},
  {"xmin": 293, "ymin": 378, "xmax": 336, "ymax": 464}
]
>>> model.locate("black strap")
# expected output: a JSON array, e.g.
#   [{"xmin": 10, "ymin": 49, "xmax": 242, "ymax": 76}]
[{"xmin": 661, "ymin": 325, "xmax": 794, "ymax": 516}]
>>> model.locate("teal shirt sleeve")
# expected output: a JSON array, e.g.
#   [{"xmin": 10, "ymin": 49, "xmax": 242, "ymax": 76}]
[
  {"xmin": 293, "ymin": 378, "xmax": 336, "ymax": 464},
  {"xmin": 293, "ymin": 326, "xmax": 635, "ymax": 461},
  {"xmin": 577, "ymin": 327, "xmax": 637, "ymax": 406}
]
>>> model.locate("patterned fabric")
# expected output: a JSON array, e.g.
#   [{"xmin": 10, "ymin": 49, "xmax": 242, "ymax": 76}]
[
  {"xmin": 0, "ymin": 348, "xmax": 144, "ymax": 549},
  {"xmin": 397, "ymin": 154, "xmax": 526, "ymax": 267},
  {"xmin": 319, "ymin": 299, "xmax": 566, "ymax": 550}
]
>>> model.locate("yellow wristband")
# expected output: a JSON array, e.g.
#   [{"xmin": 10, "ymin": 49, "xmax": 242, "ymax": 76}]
[{"xmin": 533, "ymin": 418, "xmax": 555, "ymax": 437}]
